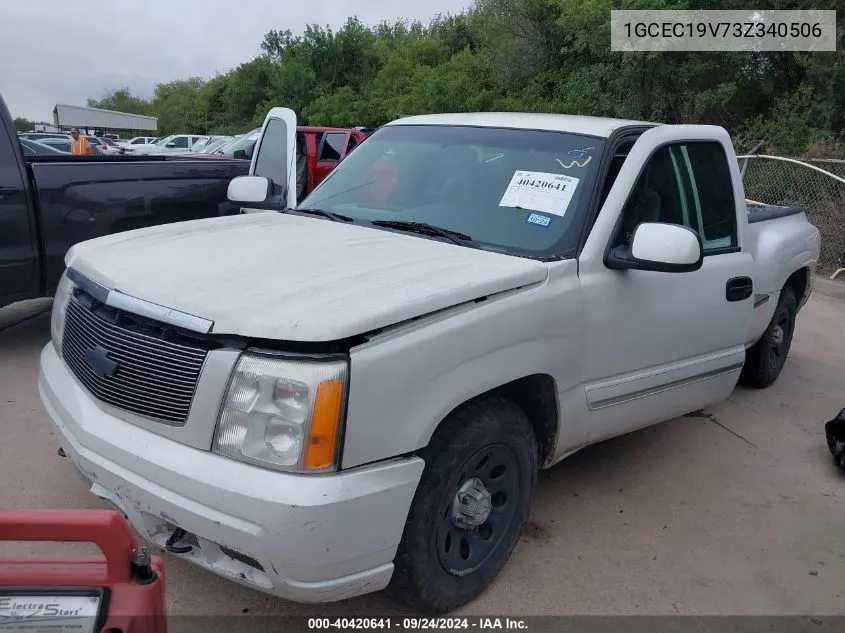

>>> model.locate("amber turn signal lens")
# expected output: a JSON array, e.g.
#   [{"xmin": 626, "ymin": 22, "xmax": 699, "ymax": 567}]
[{"xmin": 303, "ymin": 379, "xmax": 343, "ymax": 470}]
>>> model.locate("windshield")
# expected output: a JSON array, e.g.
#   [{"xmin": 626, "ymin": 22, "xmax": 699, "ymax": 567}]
[
  {"xmin": 155, "ymin": 135, "xmax": 175, "ymax": 146},
  {"xmin": 190, "ymin": 137, "xmax": 209, "ymax": 151},
  {"xmin": 216, "ymin": 128, "xmax": 260, "ymax": 156},
  {"xmin": 299, "ymin": 124, "xmax": 604, "ymax": 258}
]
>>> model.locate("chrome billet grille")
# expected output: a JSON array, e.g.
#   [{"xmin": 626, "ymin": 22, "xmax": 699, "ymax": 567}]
[{"xmin": 62, "ymin": 291, "xmax": 210, "ymax": 423}]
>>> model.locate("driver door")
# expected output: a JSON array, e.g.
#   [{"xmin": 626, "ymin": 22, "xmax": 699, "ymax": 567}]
[
  {"xmin": 574, "ymin": 126, "xmax": 755, "ymax": 445},
  {"xmin": 249, "ymin": 107, "xmax": 298, "ymax": 210}
]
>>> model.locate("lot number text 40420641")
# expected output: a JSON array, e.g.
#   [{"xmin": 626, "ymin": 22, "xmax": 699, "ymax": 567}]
[{"xmin": 307, "ymin": 617, "xmax": 529, "ymax": 630}]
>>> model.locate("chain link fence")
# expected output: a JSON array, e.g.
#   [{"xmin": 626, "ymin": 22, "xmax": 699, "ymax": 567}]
[{"xmin": 738, "ymin": 155, "xmax": 845, "ymax": 268}]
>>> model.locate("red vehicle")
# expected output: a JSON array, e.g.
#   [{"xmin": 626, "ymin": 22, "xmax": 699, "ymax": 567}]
[
  {"xmin": 0, "ymin": 509, "xmax": 166, "ymax": 633},
  {"xmin": 194, "ymin": 125, "xmax": 368, "ymax": 202}
]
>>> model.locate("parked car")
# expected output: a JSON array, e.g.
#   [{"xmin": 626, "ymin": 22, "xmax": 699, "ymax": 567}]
[
  {"xmin": 36, "ymin": 136, "xmax": 106, "ymax": 155},
  {"xmin": 125, "ymin": 134, "xmax": 209, "ymax": 155},
  {"xmin": 20, "ymin": 132, "xmax": 116, "ymax": 155},
  {"xmin": 18, "ymin": 138, "xmax": 69, "ymax": 156},
  {"xmin": 192, "ymin": 136, "xmax": 232, "ymax": 155},
  {"xmin": 38, "ymin": 107, "xmax": 821, "ymax": 611},
  {"xmin": 19, "ymin": 132, "xmax": 69, "ymax": 141},
  {"xmin": 97, "ymin": 136, "xmax": 124, "ymax": 155},
  {"xmin": 157, "ymin": 135, "xmax": 233, "ymax": 156},
  {"xmin": 194, "ymin": 128, "xmax": 260, "ymax": 159},
  {"xmin": 194, "ymin": 123, "xmax": 367, "ymax": 202},
  {"xmin": 87, "ymin": 136, "xmax": 116, "ymax": 154},
  {"xmin": 189, "ymin": 135, "xmax": 232, "ymax": 153},
  {"xmin": 119, "ymin": 136, "xmax": 158, "ymax": 149},
  {"xmin": 0, "ymin": 94, "xmax": 250, "ymax": 309}
]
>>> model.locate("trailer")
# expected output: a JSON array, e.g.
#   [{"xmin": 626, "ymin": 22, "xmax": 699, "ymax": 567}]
[{"xmin": 53, "ymin": 104, "xmax": 158, "ymax": 134}]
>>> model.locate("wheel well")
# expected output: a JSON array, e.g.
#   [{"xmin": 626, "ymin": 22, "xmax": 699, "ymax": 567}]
[
  {"xmin": 439, "ymin": 375, "xmax": 559, "ymax": 466},
  {"xmin": 784, "ymin": 267, "xmax": 809, "ymax": 306}
]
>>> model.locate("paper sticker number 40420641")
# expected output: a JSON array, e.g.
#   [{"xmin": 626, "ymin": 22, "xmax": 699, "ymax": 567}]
[{"xmin": 499, "ymin": 170, "xmax": 580, "ymax": 217}]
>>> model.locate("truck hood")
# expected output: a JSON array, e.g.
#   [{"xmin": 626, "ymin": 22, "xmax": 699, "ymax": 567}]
[{"xmin": 66, "ymin": 213, "xmax": 549, "ymax": 341}]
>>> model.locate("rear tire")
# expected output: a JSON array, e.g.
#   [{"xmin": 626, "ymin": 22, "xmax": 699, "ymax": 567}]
[
  {"xmin": 388, "ymin": 396, "xmax": 537, "ymax": 613},
  {"xmin": 739, "ymin": 286, "xmax": 797, "ymax": 389}
]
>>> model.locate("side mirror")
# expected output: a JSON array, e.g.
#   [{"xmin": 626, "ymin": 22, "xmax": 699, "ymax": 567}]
[
  {"xmin": 233, "ymin": 149, "xmax": 247, "ymax": 160},
  {"xmin": 227, "ymin": 176, "xmax": 272, "ymax": 204},
  {"xmin": 605, "ymin": 222, "xmax": 703, "ymax": 273},
  {"xmin": 165, "ymin": 142, "xmax": 176, "ymax": 148}
]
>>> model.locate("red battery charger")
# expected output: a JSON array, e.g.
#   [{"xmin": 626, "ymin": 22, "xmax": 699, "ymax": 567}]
[{"xmin": 0, "ymin": 508, "xmax": 166, "ymax": 633}]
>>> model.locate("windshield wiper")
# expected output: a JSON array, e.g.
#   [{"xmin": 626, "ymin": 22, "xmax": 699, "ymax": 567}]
[
  {"xmin": 370, "ymin": 220, "xmax": 473, "ymax": 246},
  {"xmin": 293, "ymin": 208, "xmax": 354, "ymax": 222}
]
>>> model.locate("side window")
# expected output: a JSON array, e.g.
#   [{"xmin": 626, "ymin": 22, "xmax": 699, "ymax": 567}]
[
  {"xmin": 615, "ymin": 141, "xmax": 736, "ymax": 253},
  {"xmin": 319, "ymin": 133, "xmax": 345, "ymax": 162},
  {"xmin": 680, "ymin": 142, "xmax": 738, "ymax": 252},
  {"xmin": 346, "ymin": 136, "xmax": 358, "ymax": 155},
  {"xmin": 296, "ymin": 132, "xmax": 306, "ymax": 159},
  {"xmin": 253, "ymin": 118, "xmax": 288, "ymax": 190},
  {"xmin": 132, "ymin": 138, "xmax": 146, "ymax": 144},
  {"xmin": 171, "ymin": 136, "xmax": 189, "ymax": 148}
]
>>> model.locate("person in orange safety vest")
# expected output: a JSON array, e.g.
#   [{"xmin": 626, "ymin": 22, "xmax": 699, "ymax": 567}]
[{"xmin": 69, "ymin": 128, "xmax": 91, "ymax": 155}]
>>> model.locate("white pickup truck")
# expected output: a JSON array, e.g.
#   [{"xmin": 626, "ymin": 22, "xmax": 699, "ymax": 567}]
[{"xmin": 39, "ymin": 109, "xmax": 821, "ymax": 612}]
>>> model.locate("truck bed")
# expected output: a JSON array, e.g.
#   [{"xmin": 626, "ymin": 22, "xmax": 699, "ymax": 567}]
[
  {"xmin": 26, "ymin": 156, "xmax": 249, "ymax": 298},
  {"xmin": 746, "ymin": 200, "xmax": 804, "ymax": 224},
  {"xmin": 744, "ymin": 201, "xmax": 820, "ymax": 346}
]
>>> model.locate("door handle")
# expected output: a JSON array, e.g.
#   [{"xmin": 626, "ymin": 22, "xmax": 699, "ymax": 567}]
[{"xmin": 726, "ymin": 276, "xmax": 753, "ymax": 302}]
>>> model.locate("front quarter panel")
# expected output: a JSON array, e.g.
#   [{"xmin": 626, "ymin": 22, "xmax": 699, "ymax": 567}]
[{"xmin": 341, "ymin": 260, "xmax": 584, "ymax": 470}]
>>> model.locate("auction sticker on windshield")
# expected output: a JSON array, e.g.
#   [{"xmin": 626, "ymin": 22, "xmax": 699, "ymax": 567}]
[
  {"xmin": 499, "ymin": 170, "xmax": 580, "ymax": 216},
  {"xmin": 0, "ymin": 592, "xmax": 101, "ymax": 633}
]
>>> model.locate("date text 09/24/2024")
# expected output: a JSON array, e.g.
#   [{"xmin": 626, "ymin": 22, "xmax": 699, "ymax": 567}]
[{"xmin": 308, "ymin": 618, "xmax": 529, "ymax": 630}]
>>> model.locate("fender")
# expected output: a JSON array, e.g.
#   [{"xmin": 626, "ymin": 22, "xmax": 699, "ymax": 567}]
[{"xmin": 341, "ymin": 260, "xmax": 584, "ymax": 470}]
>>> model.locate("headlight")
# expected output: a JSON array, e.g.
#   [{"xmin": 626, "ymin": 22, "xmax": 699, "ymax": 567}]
[
  {"xmin": 213, "ymin": 354, "xmax": 348, "ymax": 473},
  {"xmin": 50, "ymin": 272, "xmax": 75, "ymax": 357}
]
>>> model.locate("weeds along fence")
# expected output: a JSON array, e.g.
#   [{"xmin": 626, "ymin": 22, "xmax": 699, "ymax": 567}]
[{"xmin": 738, "ymin": 155, "xmax": 845, "ymax": 268}]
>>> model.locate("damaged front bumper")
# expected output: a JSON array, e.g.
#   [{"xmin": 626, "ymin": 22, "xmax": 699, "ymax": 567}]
[{"xmin": 38, "ymin": 343, "xmax": 425, "ymax": 602}]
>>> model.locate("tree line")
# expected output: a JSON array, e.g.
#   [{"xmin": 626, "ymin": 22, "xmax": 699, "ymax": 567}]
[{"xmin": 80, "ymin": 0, "xmax": 843, "ymax": 157}]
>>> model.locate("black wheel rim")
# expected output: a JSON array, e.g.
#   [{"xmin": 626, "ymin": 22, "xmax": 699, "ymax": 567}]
[
  {"xmin": 434, "ymin": 444, "xmax": 521, "ymax": 577},
  {"xmin": 768, "ymin": 307, "xmax": 793, "ymax": 368}
]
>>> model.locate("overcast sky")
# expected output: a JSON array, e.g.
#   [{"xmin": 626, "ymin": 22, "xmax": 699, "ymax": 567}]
[{"xmin": 0, "ymin": 0, "xmax": 472, "ymax": 121}]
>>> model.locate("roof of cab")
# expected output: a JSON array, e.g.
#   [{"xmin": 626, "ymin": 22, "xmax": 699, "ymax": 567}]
[{"xmin": 384, "ymin": 112, "xmax": 659, "ymax": 138}]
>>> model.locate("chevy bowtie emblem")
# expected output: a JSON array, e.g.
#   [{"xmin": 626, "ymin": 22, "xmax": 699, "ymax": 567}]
[{"xmin": 84, "ymin": 346, "xmax": 119, "ymax": 378}]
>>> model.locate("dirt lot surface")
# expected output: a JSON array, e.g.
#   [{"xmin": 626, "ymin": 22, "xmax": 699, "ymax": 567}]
[{"xmin": 1, "ymin": 281, "xmax": 843, "ymax": 617}]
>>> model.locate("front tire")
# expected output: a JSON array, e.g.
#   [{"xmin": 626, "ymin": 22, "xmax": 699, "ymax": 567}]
[
  {"xmin": 388, "ymin": 396, "xmax": 537, "ymax": 613},
  {"xmin": 740, "ymin": 286, "xmax": 797, "ymax": 389}
]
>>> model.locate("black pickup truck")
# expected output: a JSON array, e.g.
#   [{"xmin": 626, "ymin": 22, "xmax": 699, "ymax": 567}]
[{"xmin": 0, "ymin": 95, "xmax": 249, "ymax": 308}]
